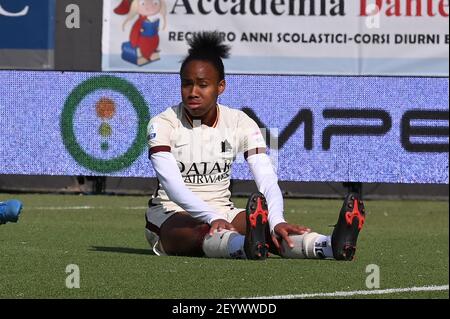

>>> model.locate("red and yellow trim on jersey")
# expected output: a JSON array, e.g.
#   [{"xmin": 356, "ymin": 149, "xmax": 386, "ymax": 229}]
[
  {"xmin": 212, "ymin": 105, "xmax": 220, "ymax": 128},
  {"xmin": 183, "ymin": 107, "xmax": 194, "ymax": 127},
  {"xmin": 244, "ymin": 147, "xmax": 266, "ymax": 160},
  {"xmin": 183, "ymin": 105, "xmax": 220, "ymax": 128},
  {"xmin": 149, "ymin": 145, "xmax": 171, "ymax": 156}
]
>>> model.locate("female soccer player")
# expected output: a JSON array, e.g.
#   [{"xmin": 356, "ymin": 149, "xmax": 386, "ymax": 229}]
[{"xmin": 145, "ymin": 31, "xmax": 365, "ymax": 260}]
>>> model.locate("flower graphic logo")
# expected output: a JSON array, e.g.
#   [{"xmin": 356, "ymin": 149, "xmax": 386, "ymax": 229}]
[{"xmin": 61, "ymin": 76, "xmax": 149, "ymax": 173}]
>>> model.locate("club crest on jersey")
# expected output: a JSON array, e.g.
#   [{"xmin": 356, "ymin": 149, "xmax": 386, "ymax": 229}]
[{"xmin": 221, "ymin": 139, "xmax": 232, "ymax": 153}]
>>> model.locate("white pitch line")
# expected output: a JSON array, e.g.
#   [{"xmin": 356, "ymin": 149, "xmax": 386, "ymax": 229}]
[
  {"xmin": 26, "ymin": 206, "xmax": 147, "ymax": 211},
  {"xmin": 244, "ymin": 285, "xmax": 449, "ymax": 299}
]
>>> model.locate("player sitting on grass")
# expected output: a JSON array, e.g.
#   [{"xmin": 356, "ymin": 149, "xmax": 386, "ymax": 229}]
[
  {"xmin": 144, "ymin": 31, "xmax": 366, "ymax": 260},
  {"xmin": 0, "ymin": 199, "xmax": 23, "ymax": 225}
]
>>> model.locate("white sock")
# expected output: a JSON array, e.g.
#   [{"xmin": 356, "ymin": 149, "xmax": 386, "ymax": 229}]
[
  {"xmin": 281, "ymin": 232, "xmax": 332, "ymax": 259},
  {"xmin": 313, "ymin": 235, "xmax": 334, "ymax": 259},
  {"xmin": 228, "ymin": 234, "xmax": 246, "ymax": 259},
  {"xmin": 281, "ymin": 232, "xmax": 318, "ymax": 258},
  {"xmin": 202, "ymin": 230, "xmax": 245, "ymax": 259}
]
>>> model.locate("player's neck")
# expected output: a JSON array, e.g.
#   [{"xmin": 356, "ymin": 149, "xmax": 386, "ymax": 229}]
[{"xmin": 185, "ymin": 104, "xmax": 218, "ymax": 128}]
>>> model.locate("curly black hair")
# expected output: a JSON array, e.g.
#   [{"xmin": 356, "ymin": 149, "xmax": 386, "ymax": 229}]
[{"xmin": 180, "ymin": 31, "xmax": 231, "ymax": 81}]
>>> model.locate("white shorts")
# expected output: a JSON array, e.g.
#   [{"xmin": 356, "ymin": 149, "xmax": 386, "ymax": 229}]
[
  {"xmin": 145, "ymin": 205, "xmax": 244, "ymax": 256},
  {"xmin": 146, "ymin": 204, "xmax": 244, "ymax": 228}
]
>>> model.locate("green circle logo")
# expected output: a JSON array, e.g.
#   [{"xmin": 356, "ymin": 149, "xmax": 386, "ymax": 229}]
[{"xmin": 61, "ymin": 76, "xmax": 149, "ymax": 173}]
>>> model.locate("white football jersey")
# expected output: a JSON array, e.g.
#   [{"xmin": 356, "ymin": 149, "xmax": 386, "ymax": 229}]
[{"xmin": 147, "ymin": 103, "xmax": 266, "ymax": 214}]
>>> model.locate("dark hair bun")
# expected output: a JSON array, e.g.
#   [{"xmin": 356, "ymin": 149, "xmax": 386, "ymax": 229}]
[{"xmin": 187, "ymin": 31, "xmax": 230, "ymax": 59}]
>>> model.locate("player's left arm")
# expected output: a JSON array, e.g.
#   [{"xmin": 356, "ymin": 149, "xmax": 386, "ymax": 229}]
[
  {"xmin": 246, "ymin": 150, "xmax": 311, "ymax": 251},
  {"xmin": 244, "ymin": 147, "xmax": 285, "ymax": 232},
  {"xmin": 238, "ymin": 111, "xmax": 311, "ymax": 248}
]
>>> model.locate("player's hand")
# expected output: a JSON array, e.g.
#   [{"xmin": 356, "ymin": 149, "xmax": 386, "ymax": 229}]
[
  {"xmin": 271, "ymin": 222, "xmax": 311, "ymax": 253},
  {"xmin": 209, "ymin": 219, "xmax": 236, "ymax": 235}
]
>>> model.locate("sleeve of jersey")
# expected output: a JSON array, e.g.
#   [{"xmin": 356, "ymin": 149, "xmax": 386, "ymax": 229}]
[
  {"xmin": 147, "ymin": 115, "xmax": 173, "ymax": 150},
  {"xmin": 247, "ymin": 153, "xmax": 286, "ymax": 234},
  {"xmin": 150, "ymin": 151, "xmax": 224, "ymax": 225},
  {"xmin": 237, "ymin": 112, "xmax": 267, "ymax": 154}
]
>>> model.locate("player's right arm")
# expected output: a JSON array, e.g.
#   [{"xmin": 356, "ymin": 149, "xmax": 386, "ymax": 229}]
[{"xmin": 148, "ymin": 115, "xmax": 235, "ymax": 234}]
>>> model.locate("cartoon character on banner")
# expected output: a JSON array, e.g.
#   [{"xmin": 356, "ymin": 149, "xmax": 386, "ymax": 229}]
[{"xmin": 114, "ymin": 0, "xmax": 167, "ymax": 66}]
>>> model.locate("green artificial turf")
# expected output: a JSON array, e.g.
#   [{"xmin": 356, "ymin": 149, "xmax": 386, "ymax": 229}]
[{"xmin": 0, "ymin": 194, "xmax": 448, "ymax": 299}]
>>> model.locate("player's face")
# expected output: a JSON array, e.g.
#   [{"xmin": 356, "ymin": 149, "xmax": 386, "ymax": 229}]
[{"xmin": 181, "ymin": 60, "xmax": 225, "ymax": 118}]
